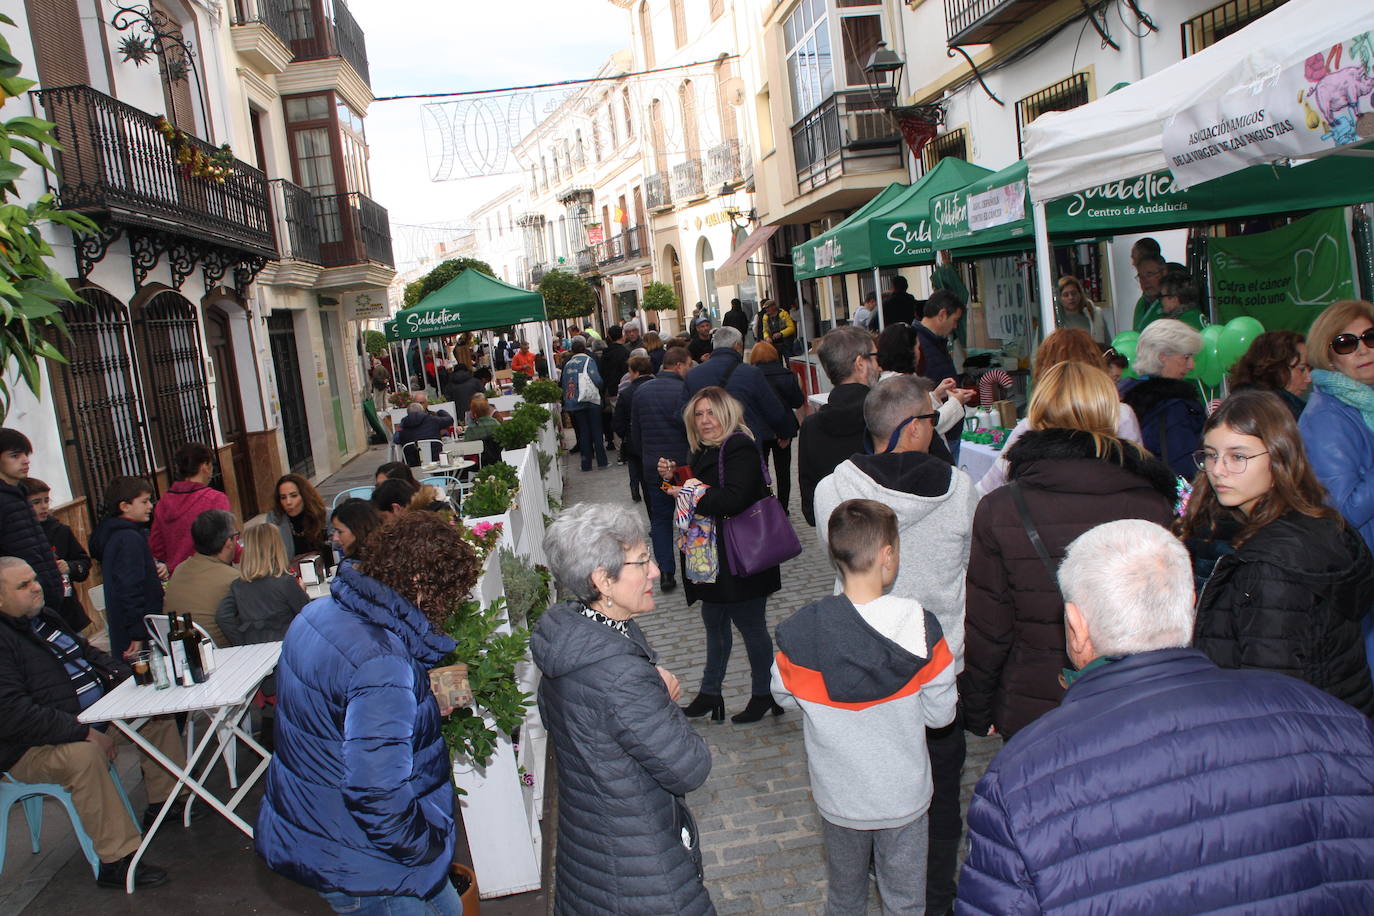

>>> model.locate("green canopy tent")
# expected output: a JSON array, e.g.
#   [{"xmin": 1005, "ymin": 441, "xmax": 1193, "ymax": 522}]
[
  {"xmin": 791, "ymin": 182, "xmax": 907, "ymax": 281},
  {"xmin": 386, "ymin": 268, "xmax": 550, "ymax": 391}
]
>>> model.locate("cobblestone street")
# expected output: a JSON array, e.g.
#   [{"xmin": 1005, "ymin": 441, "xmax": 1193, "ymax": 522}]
[{"xmin": 557, "ymin": 442, "xmax": 1000, "ymax": 915}]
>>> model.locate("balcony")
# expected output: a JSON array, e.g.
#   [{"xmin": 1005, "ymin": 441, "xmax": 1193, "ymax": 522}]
[
  {"xmin": 229, "ymin": 0, "xmax": 294, "ymax": 72},
  {"xmin": 313, "ymin": 191, "xmax": 393, "ymax": 268},
  {"xmin": 1181, "ymin": 0, "xmax": 1289, "ymax": 56},
  {"xmin": 529, "ymin": 263, "xmax": 548, "ymax": 287},
  {"xmin": 268, "ymin": 179, "xmax": 322, "ymax": 263},
  {"xmin": 792, "ymin": 90, "xmax": 903, "ymax": 193},
  {"xmin": 671, "ymin": 159, "xmax": 706, "ymax": 201},
  {"xmin": 575, "ymin": 248, "xmax": 596, "ymax": 273},
  {"xmin": 646, "ymin": 171, "xmax": 673, "ymax": 210},
  {"xmin": 944, "ymin": 0, "xmax": 1058, "ymax": 46},
  {"xmin": 34, "ymin": 84, "xmax": 273, "ymax": 257},
  {"xmin": 706, "ymin": 139, "xmax": 742, "ymax": 188},
  {"xmin": 284, "ymin": 0, "xmax": 371, "ymax": 87},
  {"xmin": 595, "ymin": 226, "xmax": 647, "ymax": 267}
]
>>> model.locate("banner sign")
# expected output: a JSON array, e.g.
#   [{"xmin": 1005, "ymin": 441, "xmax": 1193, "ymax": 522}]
[
  {"xmin": 882, "ymin": 219, "xmax": 932, "ymax": 261},
  {"xmin": 1208, "ymin": 208, "xmax": 1355, "ymax": 332},
  {"xmin": 981, "ymin": 256, "xmax": 1036, "ymax": 342},
  {"xmin": 969, "ymin": 180, "xmax": 1027, "ymax": 232},
  {"xmin": 1164, "ymin": 33, "xmax": 1374, "ymax": 188}
]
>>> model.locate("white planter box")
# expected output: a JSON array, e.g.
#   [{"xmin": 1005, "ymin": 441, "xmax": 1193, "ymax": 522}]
[{"xmin": 452, "ymin": 727, "xmax": 541, "ymax": 898}]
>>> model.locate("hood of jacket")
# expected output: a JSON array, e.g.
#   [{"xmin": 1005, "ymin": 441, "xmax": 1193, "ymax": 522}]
[
  {"xmin": 328, "ymin": 561, "xmax": 455, "ymax": 665},
  {"xmin": 1119, "ymin": 376, "xmax": 1200, "ymax": 416},
  {"xmin": 816, "ymin": 382, "xmax": 870, "ymax": 438},
  {"xmin": 530, "ymin": 600, "xmax": 650, "ymax": 679},
  {"xmin": 1007, "ymin": 427, "xmax": 1178, "ymax": 500},
  {"xmin": 845, "ymin": 450, "xmax": 953, "ymax": 500},
  {"xmin": 1227, "ymin": 512, "xmax": 1374, "ymax": 621},
  {"xmin": 399, "ymin": 408, "xmax": 447, "ymax": 430},
  {"xmin": 89, "ymin": 515, "xmax": 143, "ymax": 561}
]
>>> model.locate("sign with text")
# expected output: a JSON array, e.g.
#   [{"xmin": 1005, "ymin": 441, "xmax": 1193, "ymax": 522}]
[
  {"xmin": 968, "ymin": 180, "xmax": 1026, "ymax": 232},
  {"xmin": 1164, "ymin": 34, "xmax": 1374, "ymax": 188},
  {"xmin": 981, "ymin": 256, "xmax": 1036, "ymax": 343},
  {"xmin": 346, "ymin": 290, "xmax": 388, "ymax": 322}
]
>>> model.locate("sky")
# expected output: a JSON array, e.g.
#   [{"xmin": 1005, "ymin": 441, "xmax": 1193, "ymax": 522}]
[{"xmin": 351, "ymin": 1, "xmax": 629, "ymax": 268}]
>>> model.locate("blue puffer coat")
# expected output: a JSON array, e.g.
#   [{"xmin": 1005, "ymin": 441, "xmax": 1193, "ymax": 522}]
[
  {"xmin": 685, "ymin": 347, "xmax": 791, "ymax": 442},
  {"xmin": 1301, "ymin": 387, "xmax": 1374, "ymax": 551},
  {"xmin": 957, "ymin": 649, "xmax": 1374, "ymax": 915},
  {"xmin": 532, "ymin": 601, "xmax": 714, "ymax": 915},
  {"xmin": 631, "ymin": 370, "xmax": 691, "ymax": 480},
  {"xmin": 255, "ymin": 562, "xmax": 458, "ymax": 899}
]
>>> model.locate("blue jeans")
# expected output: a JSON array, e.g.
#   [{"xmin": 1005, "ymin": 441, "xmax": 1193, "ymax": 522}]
[
  {"xmin": 700, "ymin": 597, "xmax": 773, "ymax": 696},
  {"xmin": 647, "ymin": 484, "xmax": 676, "ymax": 579},
  {"xmin": 569, "ymin": 407, "xmax": 608, "ymax": 470},
  {"xmin": 321, "ymin": 883, "xmax": 462, "ymax": 915}
]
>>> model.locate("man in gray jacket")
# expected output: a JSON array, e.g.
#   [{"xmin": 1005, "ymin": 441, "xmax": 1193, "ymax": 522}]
[{"xmin": 812, "ymin": 374, "xmax": 977, "ymax": 915}]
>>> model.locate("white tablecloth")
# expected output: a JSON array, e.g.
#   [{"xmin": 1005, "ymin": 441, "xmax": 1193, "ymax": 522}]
[{"xmin": 958, "ymin": 441, "xmax": 1000, "ymax": 488}]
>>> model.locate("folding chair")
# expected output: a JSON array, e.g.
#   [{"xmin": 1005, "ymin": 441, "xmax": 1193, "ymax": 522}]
[{"xmin": 330, "ymin": 485, "xmax": 375, "ymax": 510}]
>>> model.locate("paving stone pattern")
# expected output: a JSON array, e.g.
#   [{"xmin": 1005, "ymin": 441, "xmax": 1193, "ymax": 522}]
[{"xmin": 558, "ymin": 444, "xmax": 1000, "ymax": 915}]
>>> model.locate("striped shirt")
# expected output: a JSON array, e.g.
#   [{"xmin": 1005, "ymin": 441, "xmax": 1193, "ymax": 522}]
[{"xmin": 29, "ymin": 615, "xmax": 105, "ymax": 713}]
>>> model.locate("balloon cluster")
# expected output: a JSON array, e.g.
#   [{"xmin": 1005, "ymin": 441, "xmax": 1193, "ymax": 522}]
[{"xmin": 1110, "ymin": 316, "xmax": 1264, "ymax": 385}]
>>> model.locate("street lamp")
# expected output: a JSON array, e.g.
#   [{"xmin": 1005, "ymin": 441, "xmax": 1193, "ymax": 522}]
[
  {"xmin": 716, "ymin": 183, "xmax": 756, "ymax": 231},
  {"xmin": 863, "ymin": 42, "xmax": 905, "ymax": 105},
  {"xmin": 863, "ymin": 41, "xmax": 946, "ymax": 161}
]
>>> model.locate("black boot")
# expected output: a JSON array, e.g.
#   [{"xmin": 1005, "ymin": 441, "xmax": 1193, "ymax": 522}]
[
  {"xmin": 732, "ymin": 695, "xmax": 784, "ymax": 723},
  {"xmin": 681, "ymin": 693, "xmax": 725, "ymax": 722},
  {"xmin": 97, "ymin": 854, "xmax": 169, "ymax": 889},
  {"xmin": 660, "ymin": 574, "xmax": 677, "ymax": 593}
]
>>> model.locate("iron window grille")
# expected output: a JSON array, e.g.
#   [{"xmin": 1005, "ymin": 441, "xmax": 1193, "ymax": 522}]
[
  {"xmin": 1015, "ymin": 73, "xmax": 1090, "ymax": 158},
  {"xmin": 1181, "ymin": 0, "xmax": 1289, "ymax": 57},
  {"xmin": 922, "ymin": 127, "xmax": 969, "ymax": 172}
]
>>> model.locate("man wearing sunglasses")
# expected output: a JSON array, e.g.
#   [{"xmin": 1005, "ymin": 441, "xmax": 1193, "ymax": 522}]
[{"xmin": 812, "ymin": 374, "xmax": 979, "ymax": 916}]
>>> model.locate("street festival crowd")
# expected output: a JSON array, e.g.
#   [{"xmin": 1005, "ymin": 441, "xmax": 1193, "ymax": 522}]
[{"xmin": 4, "ymin": 247, "xmax": 1374, "ymax": 913}]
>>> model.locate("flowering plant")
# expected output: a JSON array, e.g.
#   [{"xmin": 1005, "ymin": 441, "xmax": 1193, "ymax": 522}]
[{"xmin": 155, "ymin": 116, "xmax": 235, "ymax": 182}]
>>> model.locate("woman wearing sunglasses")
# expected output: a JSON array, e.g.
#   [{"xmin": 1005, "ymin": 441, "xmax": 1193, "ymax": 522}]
[
  {"xmin": 1181, "ymin": 390, "xmax": 1374, "ymax": 714},
  {"xmin": 1299, "ymin": 299, "xmax": 1374, "ymax": 555}
]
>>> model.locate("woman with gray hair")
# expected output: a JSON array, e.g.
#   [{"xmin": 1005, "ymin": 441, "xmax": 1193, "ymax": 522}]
[
  {"xmin": 1119, "ymin": 318, "xmax": 1207, "ymax": 478},
  {"xmin": 532, "ymin": 503, "xmax": 714, "ymax": 915}
]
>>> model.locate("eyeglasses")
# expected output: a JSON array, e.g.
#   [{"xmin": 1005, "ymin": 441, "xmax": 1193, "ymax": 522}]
[
  {"xmin": 912, "ymin": 412, "xmax": 939, "ymax": 424},
  {"xmin": 1193, "ymin": 450, "xmax": 1269, "ymax": 473},
  {"xmin": 623, "ymin": 557, "xmax": 656, "ymax": 570},
  {"xmin": 1330, "ymin": 328, "xmax": 1374, "ymax": 355},
  {"xmin": 865, "ymin": 351, "xmax": 880, "ymax": 360}
]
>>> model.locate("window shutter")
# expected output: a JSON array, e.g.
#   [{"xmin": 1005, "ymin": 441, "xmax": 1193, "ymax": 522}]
[{"xmin": 26, "ymin": 0, "xmax": 90, "ymax": 88}]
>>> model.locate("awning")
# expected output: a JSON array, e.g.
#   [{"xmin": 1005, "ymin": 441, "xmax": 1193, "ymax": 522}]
[
  {"xmin": 1023, "ymin": 0, "xmax": 1371, "ymax": 201},
  {"xmin": 715, "ymin": 225, "xmax": 781, "ymax": 287},
  {"xmin": 386, "ymin": 269, "xmax": 547, "ymax": 341}
]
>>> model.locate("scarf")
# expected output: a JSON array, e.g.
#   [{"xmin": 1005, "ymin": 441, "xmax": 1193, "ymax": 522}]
[
  {"xmin": 673, "ymin": 482, "xmax": 718, "ymax": 584},
  {"xmin": 1312, "ymin": 368, "xmax": 1374, "ymax": 432}
]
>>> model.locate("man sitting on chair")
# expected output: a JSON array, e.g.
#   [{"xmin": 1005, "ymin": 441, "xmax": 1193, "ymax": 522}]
[
  {"xmin": 0, "ymin": 556, "xmax": 188, "ymax": 889},
  {"xmin": 393, "ymin": 396, "xmax": 454, "ymax": 467}
]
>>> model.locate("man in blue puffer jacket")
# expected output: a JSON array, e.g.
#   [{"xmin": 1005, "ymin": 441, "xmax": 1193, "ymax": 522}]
[
  {"xmin": 685, "ymin": 326, "xmax": 792, "ymax": 447},
  {"xmin": 958, "ymin": 519, "xmax": 1374, "ymax": 915},
  {"xmin": 256, "ymin": 511, "xmax": 480, "ymax": 914},
  {"xmin": 630, "ymin": 345, "xmax": 692, "ymax": 592}
]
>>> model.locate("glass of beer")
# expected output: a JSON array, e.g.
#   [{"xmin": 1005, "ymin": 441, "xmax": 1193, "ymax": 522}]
[{"xmin": 130, "ymin": 650, "xmax": 155, "ymax": 687}]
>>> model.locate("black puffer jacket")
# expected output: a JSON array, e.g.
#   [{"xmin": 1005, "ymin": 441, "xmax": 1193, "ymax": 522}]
[
  {"xmin": 1119, "ymin": 376, "xmax": 1207, "ymax": 479},
  {"xmin": 682, "ymin": 434, "xmax": 783, "ymax": 606},
  {"xmin": 798, "ymin": 382, "xmax": 869, "ymax": 526},
  {"xmin": 961, "ymin": 429, "xmax": 1177, "ymax": 738},
  {"xmin": 0, "ymin": 479, "xmax": 63, "ymax": 611},
  {"xmin": 0, "ymin": 608, "xmax": 128, "ymax": 771},
  {"xmin": 40, "ymin": 516, "xmax": 92, "ymax": 632},
  {"xmin": 441, "ymin": 368, "xmax": 483, "ymax": 421},
  {"xmin": 1194, "ymin": 510, "xmax": 1374, "ymax": 715},
  {"xmin": 532, "ymin": 601, "xmax": 714, "ymax": 916}
]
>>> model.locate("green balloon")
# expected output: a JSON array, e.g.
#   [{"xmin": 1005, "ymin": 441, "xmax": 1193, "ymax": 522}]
[
  {"xmin": 1218, "ymin": 316, "xmax": 1265, "ymax": 370},
  {"xmin": 1111, "ymin": 330, "xmax": 1140, "ymax": 352},
  {"xmin": 1196, "ymin": 324, "xmax": 1226, "ymax": 386}
]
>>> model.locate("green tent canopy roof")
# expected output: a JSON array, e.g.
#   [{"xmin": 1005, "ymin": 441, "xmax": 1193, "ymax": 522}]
[
  {"xmin": 791, "ymin": 182, "xmax": 907, "ymax": 281},
  {"xmin": 387, "ymin": 269, "xmax": 547, "ymax": 341}
]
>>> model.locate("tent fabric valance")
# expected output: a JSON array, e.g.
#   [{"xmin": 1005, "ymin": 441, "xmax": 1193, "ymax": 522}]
[
  {"xmin": 792, "ymin": 182, "xmax": 907, "ymax": 281},
  {"xmin": 715, "ymin": 225, "xmax": 781, "ymax": 287},
  {"xmin": 387, "ymin": 269, "xmax": 548, "ymax": 341}
]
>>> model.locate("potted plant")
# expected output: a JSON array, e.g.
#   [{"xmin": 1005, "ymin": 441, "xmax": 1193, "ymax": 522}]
[
  {"xmin": 463, "ymin": 477, "xmax": 514, "ymax": 519},
  {"xmin": 511, "ymin": 370, "xmax": 530, "ymax": 394},
  {"xmin": 521, "ymin": 378, "xmax": 562, "ymax": 405},
  {"xmin": 474, "ymin": 462, "xmax": 520, "ymax": 493},
  {"xmin": 491, "ymin": 412, "xmax": 541, "ymax": 452}
]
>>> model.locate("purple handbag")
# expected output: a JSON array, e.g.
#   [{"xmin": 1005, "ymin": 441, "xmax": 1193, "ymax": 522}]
[{"xmin": 716, "ymin": 434, "xmax": 803, "ymax": 577}]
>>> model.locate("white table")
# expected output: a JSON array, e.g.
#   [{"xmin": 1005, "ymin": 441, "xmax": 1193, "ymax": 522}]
[
  {"xmin": 79, "ymin": 643, "xmax": 282, "ymax": 892},
  {"xmin": 417, "ymin": 458, "xmax": 473, "ymax": 475},
  {"xmin": 958, "ymin": 440, "xmax": 1000, "ymax": 488}
]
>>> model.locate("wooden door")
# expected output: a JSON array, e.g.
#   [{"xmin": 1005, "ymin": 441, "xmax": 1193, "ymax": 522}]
[{"xmin": 205, "ymin": 308, "xmax": 257, "ymax": 517}]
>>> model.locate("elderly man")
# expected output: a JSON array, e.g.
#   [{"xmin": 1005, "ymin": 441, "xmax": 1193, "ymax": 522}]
[
  {"xmin": 510, "ymin": 340, "xmax": 537, "ymax": 376},
  {"xmin": 393, "ymin": 397, "xmax": 453, "ymax": 467},
  {"xmin": 163, "ymin": 509, "xmax": 240, "ymax": 646},
  {"xmin": 1130, "ymin": 253, "xmax": 1168, "ymax": 332},
  {"xmin": 687, "ymin": 315, "xmax": 714, "ymax": 363},
  {"xmin": 813, "ymin": 375, "xmax": 977, "ymax": 915},
  {"xmin": 958, "ymin": 519, "xmax": 1374, "ymax": 915},
  {"xmin": 685, "ymin": 326, "xmax": 792, "ymax": 460},
  {"xmin": 0, "ymin": 556, "xmax": 188, "ymax": 889},
  {"xmin": 798, "ymin": 326, "xmax": 880, "ymax": 527}
]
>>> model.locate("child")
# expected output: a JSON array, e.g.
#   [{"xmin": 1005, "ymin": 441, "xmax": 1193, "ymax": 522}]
[
  {"xmin": 26, "ymin": 476, "xmax": 93, "ymax": 632},
  {"xmin": 0, "ymin": 428, "xmax": 64, "ymax": 611},
  {"xmin": 89, "ymin": 476, "xmax": 164, "ymax": 660},
  {"xmin": 773, "ymin": 498, "xmax": 956, "ymax": 914}
]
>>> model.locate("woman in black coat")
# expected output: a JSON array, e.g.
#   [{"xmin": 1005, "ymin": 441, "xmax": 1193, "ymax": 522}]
[
  {"xmin": 660, "ymin": 387, "xmax": 784, "ymax": 724},
  {"xmin": 747, "ymin": 340, "xmax": 803, "ymax": 513},
  {"xmin": 1179, "ymin": 390, "xmax": 1374, "ymax": 714},
  {"xmin": 532, "ymin": 504, "xmax": 713, "ymax": 916}
]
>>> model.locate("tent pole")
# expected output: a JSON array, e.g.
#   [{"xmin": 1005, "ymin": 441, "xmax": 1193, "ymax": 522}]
[
  {"xmin": 873, "ymin": 268, "xmax": 884, "ymax": 332},
  {"xmin": 1032, "ymin": 201, "xmax": 1057, "ymax": 340},
  {"xmin": 795, "ymin": 280, "xmax": 812, "ymax": 397}
]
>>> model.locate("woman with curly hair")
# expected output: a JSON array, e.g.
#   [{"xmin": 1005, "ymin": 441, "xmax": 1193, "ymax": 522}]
[
  {"xmin": 257, "ymin": 511, "xmax": 481, "ymax": 914},
  {"xmin": 265, "ymin": 473, "xmax": 331, "ymax": 572},
  {"xmin": 1227, "ymin": 329, "xmax": 1311, "ymax": 420}
]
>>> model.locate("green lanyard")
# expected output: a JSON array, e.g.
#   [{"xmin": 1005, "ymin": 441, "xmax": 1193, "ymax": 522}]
[{"xmin": 1061, "ymin": 654, "xmax": 1123, "ymax": 689}]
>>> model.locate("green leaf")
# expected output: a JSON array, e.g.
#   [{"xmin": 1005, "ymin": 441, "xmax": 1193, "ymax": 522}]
[
  {"xmin": 0, "ymin": 76, "xmax": 36, "ymax": 98},
  {"xmin": 8, "ymin": 138, "xmax": 53, "ymax": 172}
]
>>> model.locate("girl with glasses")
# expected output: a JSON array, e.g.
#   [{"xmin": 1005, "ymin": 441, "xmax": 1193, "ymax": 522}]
[
  {"xmin": 1299, "ymin": 299, "xmax": 1374, "ymax": 559},
  {"xmin": 1180, "ymin": 389, "xmax": 1374, "ymax": 715}
]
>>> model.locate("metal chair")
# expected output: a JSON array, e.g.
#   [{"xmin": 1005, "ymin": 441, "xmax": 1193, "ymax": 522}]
[
  {"xmin": 420, "ymin": 474, "xmax": 465, "ymax": 508},
  {"xmin": 401, "ymin": 438, "xmax": 446, "ymax": 467},
  {"xmin": 0, "ymin": 764, "xmax": 139, "ymax": 877},
  {"xmin": 330, "ymin": 485, "xmax": 375, "ymax": 510}
]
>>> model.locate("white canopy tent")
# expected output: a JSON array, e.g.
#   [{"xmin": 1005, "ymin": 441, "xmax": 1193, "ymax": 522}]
[{"xmin": 1021, "ymin": 0, "xmax": 1373, "ymax": 329}]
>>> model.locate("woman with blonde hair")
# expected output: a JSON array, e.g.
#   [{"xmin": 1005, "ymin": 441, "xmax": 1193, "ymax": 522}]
[
  {"xmin": 643, "ymin": 330, "xmax": 667, "ymax": 372},
  {"xmin": 1057, "ymin": 276, "xmax": 1110, "ymax": 346},
  {"xmin": 659, "ymin": 386, "xmax": 786, "ymax": 724},
  {"xmin": 216, "ymin": 523, "xmax": 308, "ymax": 648},
  {"xmin": 962, "ymin": 360, "xmax": 1176, "ymax": 739}
]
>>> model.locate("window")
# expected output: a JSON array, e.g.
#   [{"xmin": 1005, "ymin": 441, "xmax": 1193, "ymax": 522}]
[
  {"xmin": 714, "ymin": 56, "xmax": 738, "ymax": 143},
  {"xmin": 1181, "ymin": 0, "xmax": 1289, "ymax": 56},
  {"xmin": 921, "ymin": 127, "xmax": 968, "ymax": 171},
  {"xmin": 680, "ymin": 80, "xmax": 700, "ymax": 158},
  {"xmin": 639, "ymin": 2, "xmax": 655, "ymax": 68},
  {"xmin": 785, "ymin": 0, "xmax": 833, "ymax": 121},
  {"xmin": 592, "ymin": 120, "xmax": 602, "ymax": 161},
  {"xmin": 623, "ymin": 89, "xmax": 635, "ymax": 138},
  {"xmin": 607, "ymin": 103, "xmax": 619, "ymax": 148},
  {"xmin": 650, "ymin": 98, "xmax": 667, "ymax": 171},
  {"xmin": 1015, "ymin": 73, "xmax": 1090, "ymax": 157},
  {"xmin": 133, "ymin": 289, "xmax": 214, "ymax": 473},
  {"xmin": 671, "ymin": 0, "xmax": 687, "ymax": 48},
  {"xmin": 837, "ymin": 13, "xmax": 882, "ymax": 87},
  {"xmin": 336, "ymin": 97, "xmax": 370, "ymax": 196}
]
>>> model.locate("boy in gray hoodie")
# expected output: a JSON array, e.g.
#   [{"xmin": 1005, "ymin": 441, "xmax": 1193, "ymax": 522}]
[{"xmin": 773, "ymin": 499, "xmax": 956, "ymax": 915}]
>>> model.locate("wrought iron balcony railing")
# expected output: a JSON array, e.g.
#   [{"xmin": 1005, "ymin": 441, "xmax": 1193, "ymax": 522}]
[
  {"xmin": 792, "ymin": 90, "xmax": 901, "ymax": 193},
  {"xmin": 34, "ymin": 84, "xmax": 274, "ymax": 256},
  {"xmin": 595, "ymin": 225, "xmax": 647, "ymax": 267},
  {"xmin": 268, "ymin": 178, "xmax": 322, "ymax": 263},
  {"xmin": 671, "ymin": 159, "xmax": 705, "ymax": 200},
  {"xmin": 646, "ymin": 171, "xmax": 673, "ymax": 210},
  {"xmin": 530, "ymin": 263, "xmax": 548, "ymax": 287},
  {"xmin": 575, "ymin": 248, "xmax": 595, "ymax": 273},
  {"xmin": 625, "ymin": 225, "xmax": 644, "ymax": 259},
  {"xmin": 1181, "ymin": 0, "xmax": 1289, "ymax": 56},
  {"xmin": 284, "ymin": 0, "xmax": 371, "ymax": 87},
  {"xmin": 706, "ymin": 139, "xmax": 742, "ymax": 188},
  {"xmin": 944, "ymin": 0, "xmax": 1056, "ymax": 46},
  {"xmin": 313, "ymin": 191, "xmax": 393, "ymax": 268},
  {"xmin": 229, "ymin": 0, "xmax": 294, "ymax": 47}
]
